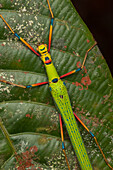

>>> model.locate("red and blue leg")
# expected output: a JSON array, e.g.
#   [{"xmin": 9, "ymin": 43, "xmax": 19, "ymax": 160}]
[
  {"xmin": 60, "ymin": 42, "xmax": 97, "ymax": 79},
  {"xmin": 59, "ymin": 114, "xmax": 70, "ymax": 170},
  {"xmin": 0, "ymin": 79, "xmax": 48, "ymax": 88},
  {"xmin": 0, "ymin": 15, "xmax": 48, "ymax": 88},
  {"xmin": 73, "ymin": 112, "xmax": 113, "ymax": 169},
  {"xmin": 0, "ymin": 15, "xmax": 40, "ymax": 56}
]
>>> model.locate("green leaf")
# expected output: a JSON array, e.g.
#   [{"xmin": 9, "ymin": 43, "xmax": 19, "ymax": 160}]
[{"xmin": 0, "ymin": 0, "xmax": 113, "ymax": 169}]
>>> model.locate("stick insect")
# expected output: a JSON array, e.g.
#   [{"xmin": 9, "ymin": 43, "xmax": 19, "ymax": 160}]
[{"xmin": 0, "ymin": 0, "xmax": 113, "ymax": 169}]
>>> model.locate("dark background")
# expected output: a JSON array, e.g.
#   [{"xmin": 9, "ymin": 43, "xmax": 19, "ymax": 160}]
[{"xmin": 71, "ymin": 0, "xmax": 113, "ymax": 76}]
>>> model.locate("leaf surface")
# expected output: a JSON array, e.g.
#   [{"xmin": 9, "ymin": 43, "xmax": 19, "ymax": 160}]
[{"xmin": 0, "ymin": 0, "xmax": 113, "ymax": 169}]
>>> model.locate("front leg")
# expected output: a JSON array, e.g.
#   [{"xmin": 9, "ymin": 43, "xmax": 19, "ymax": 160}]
[
  {"xmin": 0, "ymin": 15, "xmax": 40, "ymax": 56},
  {"xmin": 47, "ymin": 0, "xmax": 54, "ymax": 53}
]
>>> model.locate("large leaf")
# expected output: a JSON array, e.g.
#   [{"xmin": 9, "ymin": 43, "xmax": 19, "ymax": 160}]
[{"xmin": 0, "ymin": 0, "xmax": 113, "ymax": 169}]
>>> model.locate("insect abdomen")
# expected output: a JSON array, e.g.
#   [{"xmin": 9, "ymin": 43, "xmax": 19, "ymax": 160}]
[{"xmin": 50, "ymin": 79, "xmax": 92, "ymax": 170}]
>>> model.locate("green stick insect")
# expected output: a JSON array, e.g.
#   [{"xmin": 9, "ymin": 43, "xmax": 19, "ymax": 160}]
[{"xmin": 0, "ymin": 0, "xmax": 113, "ymax": 169}]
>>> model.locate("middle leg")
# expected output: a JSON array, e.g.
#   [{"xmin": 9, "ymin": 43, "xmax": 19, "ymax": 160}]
[
  {"xmin": 60, "ymin": 42, "xmax": 97, "ymax": 79},
  {"xmin": 0, "ymin": 79, "xmax": 48, "ymax": 88}
]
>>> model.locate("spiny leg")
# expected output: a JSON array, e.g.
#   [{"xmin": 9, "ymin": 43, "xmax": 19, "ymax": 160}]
[
  {"xmin": 0, "ymin": 15, "xmax": 40, "ymax": 56},
  {"xmin": 0, "ymin": 79, "xmax": 48, "ymax": 88},
  {"xmin": 59, "ymin": 114, "xmax": 70, "ymax": 170},
  {"xmin": 47, "ymin": 0, "xmax": 54, "ymax": 52},
  {"xmin": 60, "ymin": 42, "xmax": 97, "ymax": 79},
  {"xmin": 73, "ymin": 112, "xmax": 113, "ymax": 169}
]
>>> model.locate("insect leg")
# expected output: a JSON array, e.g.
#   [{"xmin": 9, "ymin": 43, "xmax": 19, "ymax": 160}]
[
  {"xmin": 73, "ymin": 112, "xmax": 113, "ymax": 170},
  {"xmin": 81, "ymin": 42, "xmax": 97, "ymax": 69},
  {"xmin": 60, "ymin": 42, "xmax": 97, "ymax": 79},
  {"xmin": 47, "ymin": 0, "xmax": 54, "ymax": 52},
  {"xmin": 25, "ymin": 81, "xmax": 48, "ymax": 88},
  {"xmin": 59, "ymin": 114, "xmax": 70, "ymax": 170},
  {"xmin": 0, "ymin": 79, "xmax": 48, "ymax": 88},
  {"xmin": 0, "ymin": 15, "xmax": 40, "ymax": 56}
]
